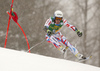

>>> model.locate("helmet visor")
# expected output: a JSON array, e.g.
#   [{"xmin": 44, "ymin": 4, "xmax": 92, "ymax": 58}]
[{"xmin": 55, "ymin": 17, "xmax": 62, "ymax": 21}]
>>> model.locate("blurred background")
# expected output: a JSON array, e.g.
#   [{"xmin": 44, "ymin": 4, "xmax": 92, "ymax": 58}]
[{"xmin": 0, "ymin": 0, "xmax": 100, "ymax": 67}]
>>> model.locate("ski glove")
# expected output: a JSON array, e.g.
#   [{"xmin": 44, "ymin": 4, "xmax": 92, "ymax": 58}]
[
  {"xmin": 43, "ymin": 26, "xmax": 55, "ymax": 36},
  {"xmin": 77, "ymin": 31, "xmax": 82, "ymax": 37},
  {"xmin": 47, "ymin": 30, "xmax": 55, "ymax": 36},
  {"xmin": 75, "ymin": 28, "xmax": 82, "ymax": 37}
]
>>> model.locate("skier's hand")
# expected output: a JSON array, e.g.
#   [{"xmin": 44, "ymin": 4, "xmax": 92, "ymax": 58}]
[
  {"xmin": 47, "ymin": 30, "xmax": 52, "ymax": 36},
  {"xmin": 77, "ymin": 30, "xmax": 82, "ymax": 37},
  {"xmin": 75, "ymin": 28, "xmax": 82, "ymax": 37},
  {"xmin": 47, "ymin": 30, "xmax": 55, "ymax": 36},
  {"xmin": 43, "ymin": 26, "xmax": 55, "ymax": 36}
]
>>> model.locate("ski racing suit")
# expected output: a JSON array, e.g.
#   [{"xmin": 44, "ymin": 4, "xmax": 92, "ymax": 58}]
[{"xmin": 44, "ymin": 17, "xmax": 80, "ymax": 57}]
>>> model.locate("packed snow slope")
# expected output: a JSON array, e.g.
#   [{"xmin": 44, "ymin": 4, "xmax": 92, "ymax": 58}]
[{"xmin": 0, "ymin": 47, "xmax": 100, "ymax": 71}]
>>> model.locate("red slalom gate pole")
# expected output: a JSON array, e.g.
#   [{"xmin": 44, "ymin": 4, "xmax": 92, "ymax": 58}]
[
  {"xmin": 5, "ymin": 0, "xmax": 30, "ymax": 53},
  {"xmin": 4, "ymin": 18, "xmax": 11, "ymax": 48},
  {"xmin": 4, "ymin": 0, "xmax": 13, "ymax": 48},
  {"xmin": 6, "ymin": 11, "xmax": 30, "ymax": 53},
  {"xmin": 16, "ymin": 22, "xmax": 30, "ymax": 53}
]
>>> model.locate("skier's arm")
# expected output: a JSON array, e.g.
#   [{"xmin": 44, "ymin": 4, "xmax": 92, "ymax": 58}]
[
  {"xmin": 43, "ymin": 18, "xmax": 51, "ymax": 32},
  {"xmin": 43, "ymin": 18, "xmax": 55, "ymax": 36},
  {"xmin": 44, "ymin": 18, "xmax": 52, "ymax": 28},
  {"xmin": 63, "ymin": 19, "xmax": 76, "ymax": 31},
  {"xmin": 63, "ymin": 19, "xmax": 82, "ymax": 37}
]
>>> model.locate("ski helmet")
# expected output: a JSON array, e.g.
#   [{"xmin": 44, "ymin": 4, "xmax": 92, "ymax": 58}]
[{"xmin": 54, "ymin": 10, "xmax": 63, "ymax": 20}]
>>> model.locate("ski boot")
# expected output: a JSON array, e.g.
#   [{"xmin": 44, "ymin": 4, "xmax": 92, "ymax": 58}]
[
  {"xmin": 76, "ymin": 53, "xmax": 86, "ymax": 60},
  {"xmin": 58, "ymin": 46, "xmax": 66, "ymax": 54},
  {"xmin": 58, "ymin": 46, "xmax": 68, "ymax": 55}
]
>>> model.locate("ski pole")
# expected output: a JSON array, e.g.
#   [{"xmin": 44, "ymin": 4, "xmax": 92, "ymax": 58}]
[{"xmin": 27, "ymin": 40, "xmax": 45, "ymax": 52}]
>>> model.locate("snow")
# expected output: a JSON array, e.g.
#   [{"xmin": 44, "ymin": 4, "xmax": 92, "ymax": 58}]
[{"xmin": 0, "ymin": 47, "xmax": 100, "ymax": 71}]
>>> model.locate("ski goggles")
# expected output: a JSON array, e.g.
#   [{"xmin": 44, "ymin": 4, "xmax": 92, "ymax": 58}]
[{"xmin": 55, "ymin": 17, "xmax": 62, "ymax": 21}]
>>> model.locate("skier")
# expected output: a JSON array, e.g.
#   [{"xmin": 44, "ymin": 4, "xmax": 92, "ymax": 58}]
[{"xmin": 44, "ymin": 10, "xmax": 86, "ymax": 60}]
